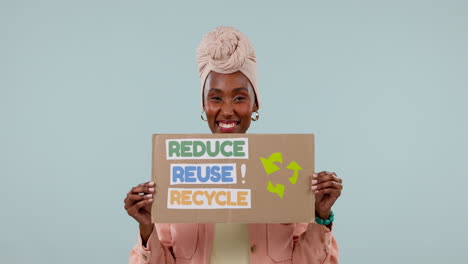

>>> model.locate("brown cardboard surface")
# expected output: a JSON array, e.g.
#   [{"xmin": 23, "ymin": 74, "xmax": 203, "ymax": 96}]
[{"xmin": 151, "ymin": 134, "xmax": 315, "ymax": 223}]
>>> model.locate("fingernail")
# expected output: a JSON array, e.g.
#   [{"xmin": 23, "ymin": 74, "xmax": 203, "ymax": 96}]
[
  {"xmin": 311, "ymin": 180, "xmax": 318, "ymax": 184},
  {"xmin": 146, "ymin": 194, "xmax": 152, "ymax": 198},
  {"xmin": 148, "ymin": 188, "xmax": 154, "ymax": 192},
  {"xmin": 311, "ymin": 186, "xmax": 317, "ymax": 190},
  {"xmin": 148, "ymin": 181, "xmax": 155, "ymax": 186},
  {"xmin": 149, "ymin": 199, "xmax": 153, "ymax": 202},
  {"xmin": 313, "ymin": 173, "xmax": 317, "ymax": 178}
]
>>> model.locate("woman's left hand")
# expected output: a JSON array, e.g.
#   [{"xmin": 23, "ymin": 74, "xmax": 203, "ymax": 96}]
[{"xmin": 311, "ymin": 171, "xmax": 343, "ymax": 219}]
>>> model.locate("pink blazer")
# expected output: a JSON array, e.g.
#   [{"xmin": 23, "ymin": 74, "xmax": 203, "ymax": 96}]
[{"xmin": 129, "ymin": 223, "xmax": 338, "ymax": 263}]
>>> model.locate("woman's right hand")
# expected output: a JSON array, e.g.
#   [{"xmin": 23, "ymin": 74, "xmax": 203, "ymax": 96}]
[{"xmin": 124, "ymin": 181, "xmax": 155, "ymax": 244}]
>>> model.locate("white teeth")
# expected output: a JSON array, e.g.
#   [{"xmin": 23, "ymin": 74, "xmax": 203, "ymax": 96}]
[{"xmin": 219, "ymin": 122, "xmax": 237, "ymax": 128}]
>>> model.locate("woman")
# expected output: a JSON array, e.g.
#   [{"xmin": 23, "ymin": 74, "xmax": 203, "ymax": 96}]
[{"xmin": 125, "ymin": 26, "xmax": 343, "ymax": 264}]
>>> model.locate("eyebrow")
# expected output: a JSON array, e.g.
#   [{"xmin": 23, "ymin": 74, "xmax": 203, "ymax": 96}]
[
  {"xmin": 233, "ymin": 87, "xmax": 249, "ymax": 93},
  {"xmin": 207, "ymin": 87, "xmax": 249, "ymax": 93},
  {"xmin": 207, "ymin": 88, "xmax": 222, "ymax": 93}
]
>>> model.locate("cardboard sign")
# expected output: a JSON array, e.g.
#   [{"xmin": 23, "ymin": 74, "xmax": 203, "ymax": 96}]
[{"xmin": 151, "ymin": 134, "xmax": 315, "ymax": 223}]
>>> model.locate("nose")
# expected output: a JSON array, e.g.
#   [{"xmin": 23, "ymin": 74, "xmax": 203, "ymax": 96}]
[{"xmin": 220, "ymin": 101, "xmax": 234, "ymax": 118}]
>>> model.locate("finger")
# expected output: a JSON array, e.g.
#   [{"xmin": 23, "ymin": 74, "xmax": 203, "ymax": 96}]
[
  {"xmin": 132, "ymin": 198, "xmax": 153, "ymax": 211},
  {"xmin": 131, "ymin": 182, "xmax": 146, "ymax": 193},
  {"xmin": 313, "ymin": 188, "xmax": 324, "ymax": 200},
  {"xmin": 126, "ymin": 198, "xmax": 153, "ymax": 215},
  {"xmin": 144, "ymin": 181, "xmax": 155, "ymax": 187},
  {"xmin": 312, "ymin": 171, "xmax": 334, "ymax": 179},
  {"xmin": 314, "ymin": 188, "xmax": 341, "ymax": 196},
  {"xmin": 311, "ymin": 181, "xmax": 342, "ymax": 191},
  {"xmin": 311, "ymin": 173, "xmax": 335, "ymax": 184},
  {"xmin": 317, "ymin": 171, "xmax": 330, "ymax": 177},
  {"xmin": 312, "ymin": 173, "xmax": 341, "ymax": 185},
  {"xmin": 130, "ymin": 183, "xmax": 155, "ymax": 195},
  {"xmin": 329, "ymin": 172, "xmax": 343, "ymax": 183},
  {"xmin": 127, "ymin": 182, "xmax": 155, "ymax": 197},
  {"xmin": 127, "ymin": 193, "xmax": 153, "ymax": 203},
  {"xmin": 125, "ymin": 190, "xmax": 154, "ymax": 208}
]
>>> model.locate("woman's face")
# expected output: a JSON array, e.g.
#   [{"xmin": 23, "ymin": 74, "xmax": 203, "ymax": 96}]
[{"xmin": 203, "ymin": 71, "xmax": 258, "ymax": 134}]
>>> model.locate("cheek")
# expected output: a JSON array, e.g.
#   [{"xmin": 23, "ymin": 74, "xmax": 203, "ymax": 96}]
[
  {"xmin": 204, "ymin": 104, "xmax": 217, "ymax": 110},
  {"xmin": 235, "ymin": 105, "xmax": 254, "ymax": 119},
  {"xmin": 204, "ymin": 105, "xmax": 220, "ymax": 124}
]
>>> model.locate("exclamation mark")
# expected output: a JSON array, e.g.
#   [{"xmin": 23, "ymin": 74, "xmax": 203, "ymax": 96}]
[{"xmin": 241, "ymin": 164, "xmax": 246, "ymax": 184}]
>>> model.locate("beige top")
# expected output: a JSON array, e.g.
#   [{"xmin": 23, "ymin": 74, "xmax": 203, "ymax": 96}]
[{"xmin": 210, "ymin": 223, "xmax": 250, "ymax": 264}]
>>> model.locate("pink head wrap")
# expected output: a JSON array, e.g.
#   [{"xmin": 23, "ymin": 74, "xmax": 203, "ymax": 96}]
[{"xmin": 196, "ymin": 26, "xmax": 260, "ymax": 109}]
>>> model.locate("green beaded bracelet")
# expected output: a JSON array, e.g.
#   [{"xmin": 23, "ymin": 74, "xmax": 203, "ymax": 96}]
[{"xmin": 315, "ymin": 211, "xmax": 334, "ymax": 225}]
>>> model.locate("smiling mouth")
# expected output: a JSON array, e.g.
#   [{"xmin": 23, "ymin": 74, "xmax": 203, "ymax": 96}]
[{"xmin": 216, "ymin": 121, "xmax": 240, "ymax": 131}]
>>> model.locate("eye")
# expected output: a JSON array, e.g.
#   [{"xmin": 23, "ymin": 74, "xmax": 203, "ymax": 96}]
[
  {"xmin": 233, "ymin": 96, "xmax": 246, "ymax": 101},
  {"xmin": 210, "ymin": 96, "xmax": 222, "ymax": 102}
]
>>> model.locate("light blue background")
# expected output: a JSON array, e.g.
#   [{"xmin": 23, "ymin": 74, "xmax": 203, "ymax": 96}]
[{"xmin": 1, "ymin": 0, "xmax": 467, "ymax": 263}]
